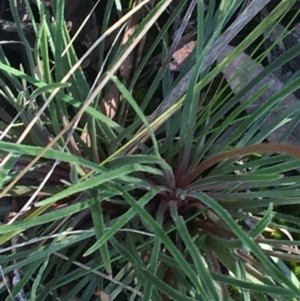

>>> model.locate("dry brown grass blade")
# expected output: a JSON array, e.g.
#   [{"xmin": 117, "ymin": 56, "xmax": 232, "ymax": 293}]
[
  {"xmin": 182, "ymin": 143, "xmax": 300, "ymax": 186},
  {"xmin": 262, "ymin": 249, "xmax": 300, "ymax": 262}
]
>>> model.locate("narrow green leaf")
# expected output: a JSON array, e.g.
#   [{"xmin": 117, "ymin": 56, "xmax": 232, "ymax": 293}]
[
  {"xmin": 90, "ymin": 188, "xmax": 112, "ymax": 275},
  {"xmin": 191, "ymin": 192, "xmax": 300, "ymax": 296},
  {"xmin": 247, "ymin": 203, "xmax": 273, "ymax": 240},
  {"xmin": 87, "ymin": 189, "xmax": 210, "ymax": 298},
  {"xmin": 84, "ymin": 189, "xmax": 158, "ymax": 255},
  {"xmin": 170, "ymin": 202, "xmax": 220, "ymax": 301},
  {"xmin": 29, "ymin": 82, "xmax": 71, "ymax": 101},
  {"xmin": 36, "ymin": 163, "xmax": 157, "ymax": 207}
]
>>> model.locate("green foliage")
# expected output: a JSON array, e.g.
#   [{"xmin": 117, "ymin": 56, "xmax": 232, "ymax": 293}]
[{"xmin": 1, "ymin": 0, "xmax": 300, "ymax": 300}]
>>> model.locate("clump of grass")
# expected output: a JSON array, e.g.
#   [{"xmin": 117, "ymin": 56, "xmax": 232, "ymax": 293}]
[{"xmin": 1, "ymin": 0, "xmax": 300, "ymax": 300}]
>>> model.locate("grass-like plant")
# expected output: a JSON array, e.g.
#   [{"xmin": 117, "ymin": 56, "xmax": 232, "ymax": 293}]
[{"xmin": 1, "ymin": 0, "xmax": 300, "ymax": 300}]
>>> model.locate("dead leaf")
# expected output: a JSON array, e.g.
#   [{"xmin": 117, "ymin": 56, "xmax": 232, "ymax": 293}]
[
  {"xmin": 94, "ymin": 291, "xmax": 111, "ymax": 301},
  {"xmin": 102, "ymin": 84, "xmax": 121, "ymax": 120},
  {"xmin": 120, "ymin": 0, "xmax": 148, "ymax": 80},
  {"xmin": 169, "ymin": 40, "xmax": 196, "ymax": 71}
]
